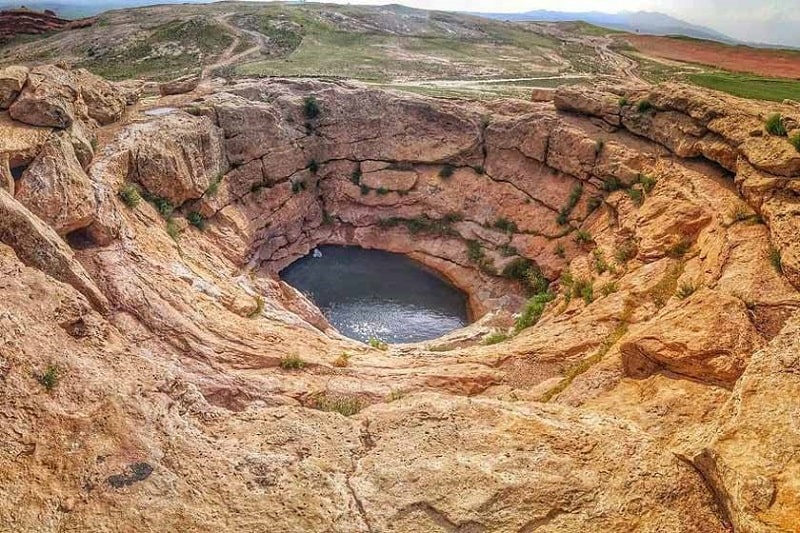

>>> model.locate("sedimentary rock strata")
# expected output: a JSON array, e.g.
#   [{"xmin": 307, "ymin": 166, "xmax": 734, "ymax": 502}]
[{"xmin": 0, "ymin": 66, "xmax": 798, "ymax": 531}]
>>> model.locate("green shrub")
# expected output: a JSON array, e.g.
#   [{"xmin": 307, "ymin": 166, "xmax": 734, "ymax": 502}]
[
  {"xmin": 118, "ymin": 183, "xmax": 142, "ymax": 208},
  {"xmin": 765, "ymin": 113, "xmax": 787, "ymax": 136},
  {"xmin": 376, "ymin": 187, "xmax": 389, "ymax": 195},
  {"xmin": 602, "ymin": 176, "xmax": 624, "ymax": 192},
  {"xmin": 368, "ymin": 337, "xmax": 388, "ymax": 350},
  {"xmin": 313, "ymin": 394, "xmax": 364, "ymax": 416},
  {"xmin": 574, "ymin": 230, "xmax": 593, "ymax": 245},
  {"xmin": 466, "ymin": 240, "xmax": 484, "ymax": 263},
  {"xmin": 618, "ymin": 96, "xmax": 629, "ymax": 106},
  {"xmin": 36, "ymin": 365, "xmax": 60, "ymax": 391},
  {"xmin": 769, "ymin": 247, "xmax": 783, "ymax": 274},
  {"xmin": 292, "ymin": 180, "xmax": 307, "ymax": 193},
  {"xmin": 379, "ymin": 214, "xmax": 460, "ymax": 236},
  {"xmin": 360, "ymin": 184, "xmax": 370, "ymax": 195},
  {"xmin": 473, "ymin": 165, "xmax": 485, "ymax": 175},
  {"xmin": 600, "ymin": 282, "xmax": 618, "ymax": 296},
  {"xmin": 790, "ymin": 133, "xmax": 800, "ymax": 152},
  {"xmin": 438, "ymin": 165, "xmax": 455, "ymax": 179},
  {"xmin": 627, "ymin": 187, "xmax": 644, "ymax": 207},
  {"xmin": 554, "ymin": 243, "xmax": 566, "ymax": 258},
  {"xmin": 307, "ymin": 159, "xmax": 319, "ymax": 173},
  {"xmin": 614, "ymin": 239, "xmax": 637, "ymax": 263},
  {"xmin": 587, "ymin": 195, "xmax": 603, "ymax": 213},
  {"xmin": 572, "ymin": 278, "xmax": 595, "ymax": 304},
  {"xmin": 502, "ymin": 258, "xmax": 548, "ymax": 294},
  {"xmin": 595, "ymin": 139, "xmax": 605, "ymax": 155},
  {"xmin": 140, "ymin": 190, "xmax": 175, "ymax": 219},
  {"xmin": 557, "ymin": 183, "xmax": 584, "ymax": 225},
  {"xmin": 350, "ymin": 169, "xmax": 362, "ymax": 185},
  {"xmin": 280, "ymin": 354, "xmax": 306, "ymax": 370},
  {"xmin": 677, "ymin": 281, "xmax": 697, "ymax": 299},
  {"xmin": 593, "ymin": 249, "xmax": 610, "ymax": 274},
  {"xmin": 514, "ymin": 292, "xmax": 554, "ymax": 332},
  {"xmin": 499, "ymin": 244, "xmax": 518, "ymax": 257},
  {"xmin": 187, "ymin": 211, "xmax": 206, "ymax": 230},
  {"xmin": 636, "ymin": 99, "xmax": 654, "ymax": 113},
  {"xmin": 303, "ymin": 95, "xmax": 320, "ymax": 119},
  {"xmin": 493, "ymin": 217, "xmax": 518, "ymax": 233},
  {"xmin": 638, "ymin": 173, "xmax": 657, "ymax": 194},
  {"xmin": 484, "ymin": 330, "xmax": 510, "ymax": 345},
  {"xmin": 667, "ymin": 239, "xmax": 691, "ymax": 258}
]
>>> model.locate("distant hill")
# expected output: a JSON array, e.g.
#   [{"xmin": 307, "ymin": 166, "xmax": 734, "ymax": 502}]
[
  {"xmin": 0, "ymin": 0, "xmax": 211, "ymax": 19},
  {"xmin": 478, "ymin": 10, "xmax": 737, "ymax": 44}
]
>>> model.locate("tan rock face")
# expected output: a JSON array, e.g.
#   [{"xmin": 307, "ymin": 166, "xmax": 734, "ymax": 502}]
[
  {"xmin": 3, "ymin": 66, "xmax": 800, "ymax": 532},
  {"xmin": 15, "ymin": 132, "xmax": 97, "ymax": 234},
  {"xmin": 0, "ymin": 65, "xmax": 28, "ymax": 109},
  {"xmin": 620, "ymin": 289, "xmax": 764, "ymax": 386},
  {"xmin": 125, "ymin": 113, "xmax": 227, "ymax": 204}
]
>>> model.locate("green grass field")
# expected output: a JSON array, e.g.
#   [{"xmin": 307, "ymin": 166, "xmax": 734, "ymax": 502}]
[{"xmin": 686, "ymin": 72, "xmax": 800, "ymax": 102}]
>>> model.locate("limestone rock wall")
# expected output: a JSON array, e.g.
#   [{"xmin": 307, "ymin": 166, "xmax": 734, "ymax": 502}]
[{"xmin": 1, "ymin": 66, "xmax": 799, "ymax": 531}]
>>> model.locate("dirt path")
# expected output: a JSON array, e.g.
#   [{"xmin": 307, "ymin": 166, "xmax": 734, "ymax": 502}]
[{"xmin": 202, "ymin": 13, "xmax": 266, "ymax": 79}]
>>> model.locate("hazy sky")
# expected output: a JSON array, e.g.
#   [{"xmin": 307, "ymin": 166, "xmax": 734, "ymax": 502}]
[{"xmin": 292, "ymin": 0, "xmax": 800, "ymax": 46}]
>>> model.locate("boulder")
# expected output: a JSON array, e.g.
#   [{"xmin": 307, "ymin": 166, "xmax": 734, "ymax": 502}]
[
  {"xmin": 0, "ymin": 65, "xmax": 28, "ymax": 109},
  {"xmin": 15, "ymin": 132, "xmax": 97, "ymax": 235},
  {"xmin": 692, "ymin": 314, "xmax": 800, "ymax": 532},
  {"xmin": 126, "ymin": 112, "xmax": 227, "ymax": 205},
  {"xmin": 8, "ymin": 65, "xmax": 86, "ymax": 128},
  {"xmin": 159, "ymin": 75, "xmax": 200, "ymax": 96},
  {"xmin": 75, "ymin": 68, "xmax": 127, "ymax": 125}
]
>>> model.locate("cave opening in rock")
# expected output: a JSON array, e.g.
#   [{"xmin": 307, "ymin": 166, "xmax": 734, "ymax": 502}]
[{"xmin": 280, "ymin": 245, "xmax": 470, "ymax": 344}]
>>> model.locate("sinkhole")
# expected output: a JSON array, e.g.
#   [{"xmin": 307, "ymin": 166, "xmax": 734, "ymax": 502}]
[{"xmin": 280, "ymin": 245, "xmax": 470, "ymax": 344}]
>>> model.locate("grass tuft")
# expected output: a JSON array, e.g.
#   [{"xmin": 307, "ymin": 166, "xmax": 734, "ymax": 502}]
[
  {"xmin": 636, "ymin": 99, "xmax": 654, "ymax": 113},
  {"xmin": 280, "ymin": 354, "xmax": 306, "ymax": 370},
  {"xmin": 765, "ymin": 113, "xmax": 787, "ymax": 136},
  {"xmin": 514, "ymin": 292, "xmax": 554, "ymax": 332},
  {"xmin": 483, "ymin": 330, "xmax": 510, "ymax": 345},
  {"xmin": 769, "ymin": 247, "xmax": 783, "ymax": 274},
  {"xmin": 493, "ymin": 217, "xmax": 518, "ymax": 233},
  {"xmin": 313, "ymin": 394, "xmax": 364, "ymax": 416},
  {"xmin": 677, "ymin": 281, "xmax": 697, "ymax": 299},
  {"xmin": 790, "ymin": 133, "xmax": 800, "ymax": 153},
  {"xmin": 368, "ymin": 337, "xmax": 388, "ymax": 350},
  {"xmin": 574, "ymin": 230, "xmax": 593, "ymax": 246}
]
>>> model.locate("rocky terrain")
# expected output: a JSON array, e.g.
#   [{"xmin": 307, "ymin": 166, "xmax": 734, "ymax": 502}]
[{"xmin": 1, "ymin": 62, "xmax": 799, "ymax": 532}]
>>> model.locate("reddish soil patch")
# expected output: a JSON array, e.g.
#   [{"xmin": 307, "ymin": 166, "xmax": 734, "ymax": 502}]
[{"xmin": 623, "ymin": 34, "xmax": 800, "ymax": 79}]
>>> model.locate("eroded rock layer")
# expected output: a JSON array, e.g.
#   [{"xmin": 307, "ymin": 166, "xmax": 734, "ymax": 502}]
[{"xmin": 0, "ymin": 65, "xmax": 799, "ymax": 532}]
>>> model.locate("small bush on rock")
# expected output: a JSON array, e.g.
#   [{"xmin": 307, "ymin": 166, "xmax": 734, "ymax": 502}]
[
  {"xmin": 765, "ymin": 113, "xmax": 787, "ymax": 136},
  {"xmin": 514, "ymin": 292, "xmax": 554, "ymax": 332},
  {"xmin": 36, "ymin": 365, "xmax": 60, "ymax": 391},
  {"xmin": 636, "ymin": 99, "xmax": 654, "ymax": 113},
  {"xmin": 770, "ymin": 247, "xmax": 783, "ymax": 274},
  {"xmin": 313, "ymin": 394, "xmax": 364, "ymax": 416},
  {"xmin": 119, "ymin": 184, "xmax": 142, "ymax": 208},
  {"xmin": 438, "ymin": 165, "xmax": 455, "ymax": 179},
  {"xmin": 187, "ymin": 211, "xmax": 206, "ymax": 230},
  {"xmin": 790, "ymin": 133, "xmax": 800, "ymax": 152},
  {"xmin": 493, "ymin": 217, "xmax": 518, "ymax": 233},
  {"xmin": 303, "ymin": 95, "xmax": 320, "ymax": 119},
  {"xmin": 574, "ymin": 230, "xmax": 593, "ymax": 245},
  {"xmin": 280, "ymin": 354, "xmax": 306, "ymax": 370}
]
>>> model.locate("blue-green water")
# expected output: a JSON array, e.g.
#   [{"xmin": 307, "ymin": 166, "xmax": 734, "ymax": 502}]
[{"xmin": 280, "ymin": 245, "xmax": 469, "ymax": 343}]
